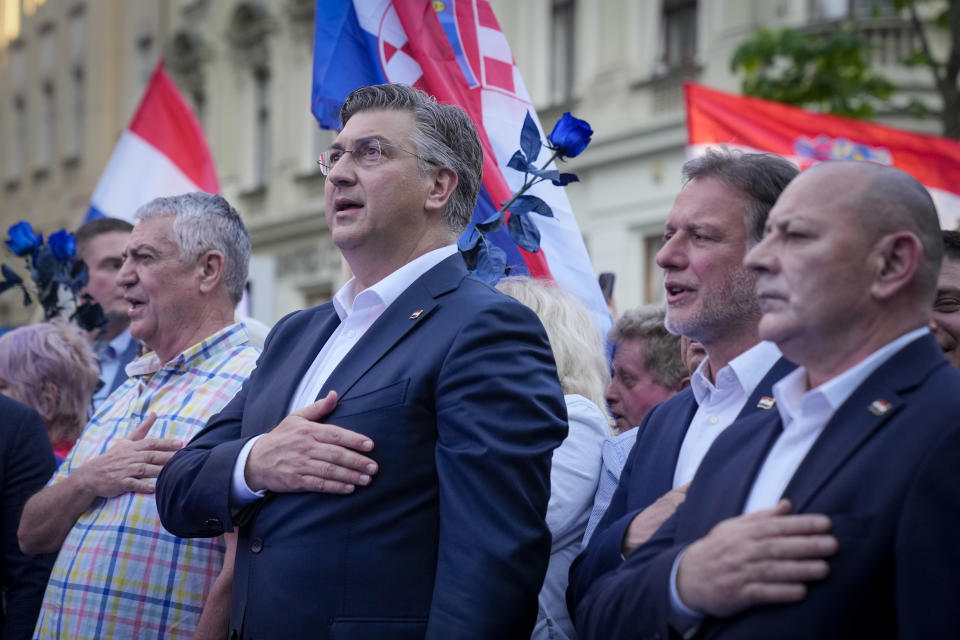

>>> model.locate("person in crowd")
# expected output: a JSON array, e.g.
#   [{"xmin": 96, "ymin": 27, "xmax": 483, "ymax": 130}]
[
  {"xmin": 930, "ymin": 229, "xmax": 960, "ymax": 368},
  {"xmin": 0, "ymin": 395, "xmax": 57, "ymax": 640},
  {"xmin": 576, "ymin": 160, "xmax": 960, "ymax": 639},
  {"xmin": 155, "ymin": 84, "xmax": 568, "ymax": 640},
  {"xmin": 75, "ymin": 217, "xmax": 138, "ymax": 412},
  {"xmin": 581, "ymin": 306, "xmax": 686, "ymax": 547},
  {"xmin": 19, "ymin": 192, "xmax": 260, "ymax": 640},
  {"xmin": 568, "ymin": 149, "xmax": 798, "ymax": 614},
  {"xmin": 0, "ymin": 322, "xmax": 99, "ymax": 463},
  {"xmin": 680, "ymin": 336, "xmax": 707, "ymax": 374},
  {"xmin": 496, "ymin": 276, "xmax": 610, "ymax": 640},
  {"xmin": 605, "ymin": 306, "xmax": 687, "ymax": 434}
]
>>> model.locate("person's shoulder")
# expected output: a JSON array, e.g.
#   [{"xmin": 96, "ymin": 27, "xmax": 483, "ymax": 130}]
[
  {"xmin": 0, "ymin": 393, "xmax": 40, "ymax": 421},
  {"xmin": 448, "ymin": 273, "xmax": 540, "ymax": 319},
  {"xmin": 0, "ymin": 394, "xmax": 53, "ymax": 464},
  {"xmin": 566, "ymin": 394, "xmax": 613, "ymax": 435}
]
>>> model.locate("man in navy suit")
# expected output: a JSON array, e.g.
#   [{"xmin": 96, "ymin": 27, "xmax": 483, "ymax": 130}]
[
  {"xmin": 156, "ymin": 84, "xmax": 567, "ymax": 639},
  {"xmin": 569, "ymin": 150, "xmax": 797, "ymax": 610},
  {"xmin": 575, "ymin": 161, "xmax": 960, "ymax": 639},
  {"xmin": 0, "ymin": 395, "xmax": 56, "ymax": 639}
]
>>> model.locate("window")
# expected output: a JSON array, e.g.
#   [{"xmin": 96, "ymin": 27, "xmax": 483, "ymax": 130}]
[
  {"xmin": 34, "ymin": 22, "xmax": 56, "ymax": 174},
  {"xmin": 661, "ymin": 0, "xmax": 697, "ymax": 71},
  {"xmin": 64, "ymin": 5, "xmax": 85, "ymax": 163},
  {"xmin": 550, "ymin": 0, "xmax": 575, "ymax": 104},
  {"xmin": 241, "ymin": 69, "xmax": 270, "ymax": 192},
  {"xmin": 812, "ymin": 0, "xmax": 895, "ymax": 21}
]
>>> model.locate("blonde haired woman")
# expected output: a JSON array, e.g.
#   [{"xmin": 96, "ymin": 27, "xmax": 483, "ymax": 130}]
[
  {"xmin": 497, "ymin": 276, "xmax": 611, "ymax": 640},
  {"xmin": 0, "ymin": 322, "xmax": 100, "ymax": 463}
]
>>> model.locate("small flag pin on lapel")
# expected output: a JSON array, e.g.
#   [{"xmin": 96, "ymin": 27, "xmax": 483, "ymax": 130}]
[
  {"xmin": 868, "ymin": 398, "xmax": 892, "ymax": 416},
  {"xmin": 409, "ymin": 309, "xmax": 424, "ymax": 320},
  {"xmin": 757, "ymin": 396, "xmax": 776, "ymax": 410}
]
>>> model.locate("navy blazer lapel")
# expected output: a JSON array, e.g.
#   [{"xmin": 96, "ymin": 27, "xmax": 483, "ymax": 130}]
[
  {"xmin": 736, "ymin": 356, "xmax": 796, "ymax": 419},
  {"xmin": 681, "ymin": 410, "xmax": 784, "ymax": 531},
  {"xmin": 782, "ymin": 334, "xmax": 943, "ymax": 512},
  {"xmin": 654, "ymin": 393, "xmax": 698, "ymax": 492},
  {"xmin": 319, "ymin": 254, "xmax": 466, "ymax": 400},
  {"xmin": 257, "ymin": 307, "xmax": 341, "ymax": 428}
]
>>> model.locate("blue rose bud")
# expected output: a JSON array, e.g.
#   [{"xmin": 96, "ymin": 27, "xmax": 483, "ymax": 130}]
[
  {"xmin": 547, "ymin": 112, "xmax": 593, "ymax": 159},
  {"xmin": 48, "ymin": 230, "xmax": 77, "ymax": 260},
  {"xmin": 5, "ymin": 221, "xmax": 42, "ymax": 257}
]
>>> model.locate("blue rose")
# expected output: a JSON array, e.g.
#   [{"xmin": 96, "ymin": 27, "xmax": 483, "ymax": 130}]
[
  {"xmin": 48, "ymin": 230, "xmax": 76, "ymax": 260},
  {"xmin": 547, "ymin": 112, "xmax": 593, "ymax": 159},
  {"xmin": 5, "ymin": 221, "xmax": 42, "ymax": 257}
]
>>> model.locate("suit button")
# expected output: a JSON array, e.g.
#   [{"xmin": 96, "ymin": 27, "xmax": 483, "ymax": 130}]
[
  {"xmin": 203, "ymin": 518, "xmax": 221, "ymax": 528},
  {"xmin": 250, "ymin": 537, "xmax": 264, "ymax": 553}
]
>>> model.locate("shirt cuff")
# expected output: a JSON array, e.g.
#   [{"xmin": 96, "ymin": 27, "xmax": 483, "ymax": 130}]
[
  {"xmin": 669, "ymin": 548, "xmax": 704, "ymax": 636},
  {"xmin": 231, "ymin": 435, "xmax": 267, "ymax": 504}
]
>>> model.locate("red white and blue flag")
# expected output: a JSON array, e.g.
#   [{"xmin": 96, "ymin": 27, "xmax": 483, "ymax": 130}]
[
  {"xmin": 312, "ymin": 0, "xmax": 610, "ymax": 333},
  {"xmin": 85, "ymin": 61, "xmax": 219, "ymax": 222},
  {"xmin": 685, "ymin": 83, "xmax": 960, "ymax": 228}
]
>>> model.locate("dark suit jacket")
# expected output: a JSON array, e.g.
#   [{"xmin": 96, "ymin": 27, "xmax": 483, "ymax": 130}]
[
  {"xmin": 156, "ymin": 255, "xmax": 568, "ymax": 640},
  {"xmin": 567, "ymin": 357, "xmax": 795, "ymax": 613},
  {"xmin": 103, "ymin": 331, "xmax": 139, "ymax": 397},
  {"xmin": 575, "ymin": 334, "xmax": 960, "ymax": 639},
  {"xmin": 0, "ymin": 394, "xmax": 57, "ymax": 640}
]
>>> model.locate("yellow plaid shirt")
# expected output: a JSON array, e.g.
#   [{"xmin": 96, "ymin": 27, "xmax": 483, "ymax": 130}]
[{"xmin": 35, "ymin": 323, "xmax": 259, "ymax": 640}]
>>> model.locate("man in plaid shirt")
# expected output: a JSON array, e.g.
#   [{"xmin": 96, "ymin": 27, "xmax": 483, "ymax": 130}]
[{"xmin": 18, "ymin": 193, "xmax": 260, "ymax": 640}]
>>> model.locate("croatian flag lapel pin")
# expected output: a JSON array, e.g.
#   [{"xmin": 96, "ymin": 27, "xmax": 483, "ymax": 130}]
[
  {"xmin": 757, "ymin": 396, "xmax": 776, "ymax": 410},
  {"xmin": 868, "ymin": 398, "xmax": 892, "ymax": 416},
  {"xmin": 408, "ymin": 309, "xmax": 424, "ymax": 320}
]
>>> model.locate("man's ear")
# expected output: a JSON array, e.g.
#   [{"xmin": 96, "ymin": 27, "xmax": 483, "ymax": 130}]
[
  {"xmin": 424, "ymin": 168, "xmax": 459, "ymax": 214},
  {"xmin": 871, "ymin": 231, "xmax": 922, "ymax": 301},
  {"xmin": 197, "ymin": 250, "xmax": 225, "ymax": 295}
]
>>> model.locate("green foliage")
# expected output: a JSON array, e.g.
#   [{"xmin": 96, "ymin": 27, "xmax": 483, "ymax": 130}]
[{"xmin": 730, "ymin": 23, "xmax": 897, "ymax": 119}]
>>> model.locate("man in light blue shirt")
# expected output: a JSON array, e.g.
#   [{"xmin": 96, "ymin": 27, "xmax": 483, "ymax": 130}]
[{"xmin": 75, "ymin": 218, "xmax": 139, "ymax": 411}]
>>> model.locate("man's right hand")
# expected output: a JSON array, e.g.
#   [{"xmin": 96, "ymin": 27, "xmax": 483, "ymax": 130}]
[
  {"xmin": 244, "ymin": 391, "xmax": 378, "ymax": 495},
  {"xmin": 75, "ymin": 413, "xmax": 183, "ymax": 498},
  {"xmin": 622, "ymin": 483, "xmax": 690, "ymax": 556},
  {"xmin": 676, "ymin": 499, "xmax": 837, "ymax": 618}
]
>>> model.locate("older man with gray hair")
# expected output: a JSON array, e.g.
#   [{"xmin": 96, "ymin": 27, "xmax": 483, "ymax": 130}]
[
  {"xmin": 19, "ymin": 192, "xmax": 260, "ymax": 640},
  {"xmin": 581, "ymin": 306, "xmax": 687, "ymax": 547}
]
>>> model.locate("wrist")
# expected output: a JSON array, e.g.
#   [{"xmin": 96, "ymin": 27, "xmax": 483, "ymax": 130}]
[{"xmin": 70, "ymin": 464, "xmax": 102, "ymax": 501}]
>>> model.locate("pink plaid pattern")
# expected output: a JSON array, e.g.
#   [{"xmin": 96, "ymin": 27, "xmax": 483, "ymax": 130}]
[{"xmin": 34, "ymin": 324, "xmax": 259, "ymax": 640}]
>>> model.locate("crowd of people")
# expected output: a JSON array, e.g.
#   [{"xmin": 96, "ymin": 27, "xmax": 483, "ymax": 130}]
[{"xmin": 0, "ymin": 82, "xmax": 958, "ymax": 639}]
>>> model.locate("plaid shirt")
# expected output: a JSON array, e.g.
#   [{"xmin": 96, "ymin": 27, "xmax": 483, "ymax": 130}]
[{"xmin": 35, "ymin": 323, "xmax": 259, "ymax": 640}]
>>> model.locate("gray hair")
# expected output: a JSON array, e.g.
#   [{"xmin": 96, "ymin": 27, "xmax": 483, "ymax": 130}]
[
  {"xmin": 135, "ymin": 192, "xmax": 251, "ymax": 303},
  {"xmin": 496, "ymin": 276, "xmax": 611, "ymax": 420},
  {"xmin": 682, "ymin": 148, "xmax": 799, "ymax": 246},
  {"xmin": 339, "ymin": 83, "xmax": 484, "ymax": 234},
  {"xmin": 609, "ymin": 306, "xmax": 687, "ymax": 389}
]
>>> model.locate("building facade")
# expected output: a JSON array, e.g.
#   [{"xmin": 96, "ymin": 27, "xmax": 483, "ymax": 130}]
[{"xmin": 0, "ymin": 0, "xmax": 943, "ymax": 326}]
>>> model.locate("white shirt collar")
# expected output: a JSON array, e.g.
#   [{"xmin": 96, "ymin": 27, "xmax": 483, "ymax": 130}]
[
  {"xmin": 774, "ymin": 327, "xmax": 929, "ymax": 423},
  {"xmin": 691, "ymin": 340, "xmax": 782, "ymax": 405},
  {"xmin": 332, "ymin": 245, "xmax": 458, "ymax": 321}
]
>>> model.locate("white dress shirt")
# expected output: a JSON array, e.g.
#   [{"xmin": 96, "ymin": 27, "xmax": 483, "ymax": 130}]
[
  {"xmin": 230, "ymin": 245, "xmax": 458, "ymax": 502},
  {"xmin": 743, "ymin": 327, "xmax": 929, "ymax": 513},
  {"xmin": 669, "ymin": 327, "xmax": 930, "ymax": 625},
  {"xmin": 672, "ymin": 341, "xmax": 783, "ymax": 487}
]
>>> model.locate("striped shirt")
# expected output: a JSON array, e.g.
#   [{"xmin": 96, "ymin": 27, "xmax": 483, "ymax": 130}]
[{"xmin": 34, "ymin": 323, "xmax": 259, "ymax": 640}]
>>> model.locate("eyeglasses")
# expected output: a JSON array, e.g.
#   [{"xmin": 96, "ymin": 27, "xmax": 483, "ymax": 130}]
[{"xmin": 317, "ymin": 138, "xmax": 435, "ymax": 175}]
